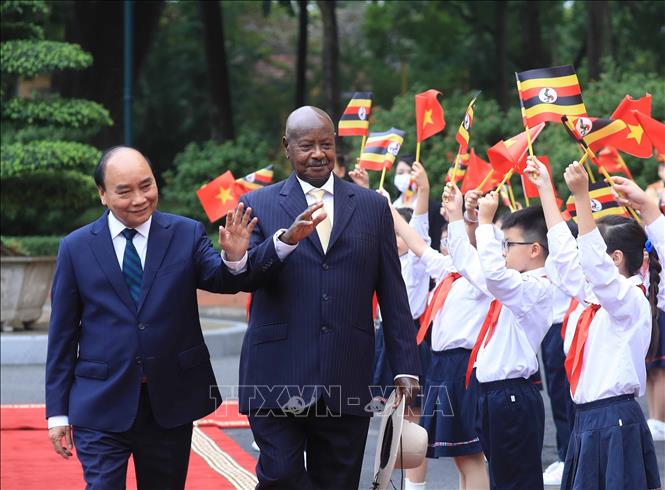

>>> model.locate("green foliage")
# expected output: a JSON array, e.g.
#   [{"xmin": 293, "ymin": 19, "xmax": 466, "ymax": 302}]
[
  {"xmin": 2, "ymin": 97, "xmax": 112, "ymax": 130},
  {"xmin": 0, "ymin": 1, "xmax": 48, "ymax": 40},
  {"xmin": 161, "ymin": 135, "xmax": 275, "ymax": 226},
  {"xmin": 0, "ymin": 0, "xmax": 111, "ymax": 236},
  {"xmin": 1, "ymin": 235, "xmax": 61, "ymax": 256},
  {"xmin": 1, "ymin": 140, "xmax": 100, "ymax": 177},
  {"xmin": 0, "ymin": 40, "xmax": 92, "ymax": 78},
  {"xmin": 1, "ymin": 169, "xmax": 98, "ymax": 232}
]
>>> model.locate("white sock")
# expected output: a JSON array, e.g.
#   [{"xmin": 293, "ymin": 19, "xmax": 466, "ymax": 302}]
[{"xmin": 404, "ymin": 478, "xmax": 426, "ymax": 490}]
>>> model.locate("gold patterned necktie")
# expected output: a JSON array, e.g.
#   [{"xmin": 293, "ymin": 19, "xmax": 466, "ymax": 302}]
[{"xmin": 309, "ymin": 188, "xmax": 332, "ymax": 252}]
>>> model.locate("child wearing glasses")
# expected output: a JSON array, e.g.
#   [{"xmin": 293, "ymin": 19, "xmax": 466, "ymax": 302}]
[
  {"xmin": 524, "ymin": 157, "xmax": 661, "ymax": 490},
  {"xmin": 393, "ymin": 185, "xmax": 492, "ymax": 490},
  {"xmin": 441, "ymin": 182, "xmax": 555, "ymax": 490}
]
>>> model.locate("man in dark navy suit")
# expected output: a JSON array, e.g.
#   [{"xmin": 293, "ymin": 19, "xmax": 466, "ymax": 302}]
[
  {"xmin": 45, "ymin": 146, "xmax": 255, "ymax": 489},
  {"xmin": 227, "ymin": 106, "xmax": 420, "ymax": 489}
]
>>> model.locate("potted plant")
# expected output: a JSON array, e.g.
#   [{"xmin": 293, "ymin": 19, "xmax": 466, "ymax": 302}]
[{"xmin": 0, "ymin": 1, "xmax": 112, "ymax": 330}]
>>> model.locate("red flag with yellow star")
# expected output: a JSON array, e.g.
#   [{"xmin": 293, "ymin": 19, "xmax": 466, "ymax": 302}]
[
  {"xmin": 596, "ymin": 147, "xmax": 633, "ymax": 178},
  {"xmin": 633, "ymin": 111, "xmax": 665, "ymax": 154},
  {"xmin": 415, "ymin": 89, "xmax": 445, "ymax": 143},
  {"xmin": 610, "ymin": 94, "xmax": 653, "ymax": 158},
  {"xmin": 196, "ymin": 170, "xmax": 238, "ymax": 222},
  {"xmin": 487, "ymin": 122, "xmax": 545, "ymax": 176}
]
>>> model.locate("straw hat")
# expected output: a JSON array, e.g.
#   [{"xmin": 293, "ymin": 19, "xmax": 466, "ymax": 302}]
[{"xmin": 371, "ymin": 391, "xmax": 428, "ymax": 490}]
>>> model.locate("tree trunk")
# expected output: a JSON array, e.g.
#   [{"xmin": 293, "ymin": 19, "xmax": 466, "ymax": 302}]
[
  {"xmin": 317, "ymin": 0, "xmax": 340, "ymax": 121},
  {"xmin": 495, "ymin": 1, "xmax": 508, "ymax": 111},
  {"xmin": 295, "ymin": 0, "xmax": 308, "ymax": 108},
  {"xmin": 55, "ymin": 1, "xmax": 164, "ymax": 147},
  {"xmin": 522, "ymin": 2, "xmax": 547, "ymax": 68},
  {"xmin": 200, "ymin": 1, "xmax": 235, "ymax": 141},
  {"xmin": 587, "ymin": 1, "xmax": 609, "ymax": 81}
]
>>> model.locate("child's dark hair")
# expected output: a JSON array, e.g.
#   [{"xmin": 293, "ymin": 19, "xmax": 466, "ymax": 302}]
[
  {"xmin": 597, "ymin": 215, "xmax": 661, "ymax": 356},
  {"xmin": 396, "ymin": 207, "xmax": 414, "ymax": 223},
  {"xmin": 500, "ymin": 206, "xmax": 549, "ymax": 257}
]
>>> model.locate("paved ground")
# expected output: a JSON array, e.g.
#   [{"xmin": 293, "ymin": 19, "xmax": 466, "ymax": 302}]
[{"xmin": 3, "ymin": 355, "xmax": 663, "ymax": 489}]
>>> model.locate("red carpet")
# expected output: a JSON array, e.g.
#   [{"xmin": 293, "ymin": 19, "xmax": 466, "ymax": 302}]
[{"xmin": 1, "ymin": 403, "xmax": 257, "ymax": 490}]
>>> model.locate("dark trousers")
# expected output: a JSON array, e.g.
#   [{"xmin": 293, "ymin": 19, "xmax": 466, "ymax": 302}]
[
  {"xmin": 248, "ymin": 397, "xmax": 371, "ymax": 490},
  {"xmin": 541, "ymin": 322, "xmax": 574, "ymax": 461},
  {"xmin": 73, "ymin": 385, "xmax": 193, "ymax": 490},
  {"xmin": 476, "ymin": 377, "xmax": 545, "ymax": 490}
]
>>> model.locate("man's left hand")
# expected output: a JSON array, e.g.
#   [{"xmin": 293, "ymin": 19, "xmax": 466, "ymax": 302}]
[
  {"xmin": 219, "ymin": 202, "xmax": 258, "ymax": 261},
  {"xmin": 394, "ymin": 377, "xmax": 420, "ymax": 407}
]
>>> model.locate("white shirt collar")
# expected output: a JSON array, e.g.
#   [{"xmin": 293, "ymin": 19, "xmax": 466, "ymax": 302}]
[
  {"xmin": 296, "ymin": 172, "xmax": 335, "ymax": 197},
  {"xmin": 108, "ymin": 211, "xmax": 152, "ymax": 239},
  {"xmin": 522, "ymin": 266, "xmax": 547, "ymax": 279}
]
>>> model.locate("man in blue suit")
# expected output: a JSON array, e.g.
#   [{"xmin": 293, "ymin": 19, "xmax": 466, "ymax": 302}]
[
  {"xmin": 227, "ymin": 106, "xmax": 421, "ymax": 489},
  {"xmin": 45, "ymin": 146, "xmax": 255, "ymax": 489}
]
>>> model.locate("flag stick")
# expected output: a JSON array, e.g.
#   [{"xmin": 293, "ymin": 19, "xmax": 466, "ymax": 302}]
[
  {"xmin": 415, "ymin": 141, "xmax": 422, "ymax": 163},
  {"xmin": 515, "ymin": 75, "xmax": 535, "ymax": 158},
  {"xmin": 597, "ymin": 165, "xmax": 641, "ymax": 223},
  {"xmin": 507, "ymin": 181, "xmax": 518, "ymax": 209},
  {"xmin": 358, "ymin": 134, "xmax": 367, "ymax": 160},
  {"xmin": 495, "ymin": 169, "xmax": 514, "ymax": 192},
  {"xmin": 378, "ymin": 165, "xmax": 388, "ymax": 191},
  {"xmin": 475, "ymin": 169, "xmax": 494, "ymax": 192}
]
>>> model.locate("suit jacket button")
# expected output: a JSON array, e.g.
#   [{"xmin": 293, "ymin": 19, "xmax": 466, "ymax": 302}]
[
  {"xmin": 321, "ymin": 325, "xmax": 329, "ymax": 333},
  {"xmin": 322, "ymin": 293, "xmax": 329, "ymax": 301},
  {"xmin": 322, "ymin": 263, "xmax": 329, "ymax": 270},
  {"xmin": 135, "ymin": 356, "xmax": 142, "ymax": 365},
  {"xmin": 138, "ymin": 323, "xmax": 146, "ymax": 330}
]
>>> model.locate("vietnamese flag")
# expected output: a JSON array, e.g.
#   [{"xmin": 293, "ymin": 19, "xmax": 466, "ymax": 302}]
[
  {"xmin": 487, "ymin": 122, "xmax": 545, "ymax": 176},
  {"xmin": 596, "ymin": 147, "xmax": 633, "ymax": 178},
  {"xmin": 461, "ymin": 149, "xmax": 495, "ymax": 193},
  {"xmin": 415, "ymin": 89, "xmax": 446, "ymax": 143},
  {"xmin": 610, "ymin": 94, "xmax": 653, "ymax": 158},
  {"xmin": 520, "ymin": 155, "xmax": 556, "ymax": 199},
  {"xmin": 633, "ymin": 111, "xmax": 665, "ymax": 154},
  {"xmin": 196, "ymin": 170, "xmax": 238, "ymax": 222}
]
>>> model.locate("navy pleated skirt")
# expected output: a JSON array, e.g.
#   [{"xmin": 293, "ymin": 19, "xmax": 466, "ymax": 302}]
[
  {"xmin": 420, "ymin": 348, "xmax": 482, "ymax": 458},
  {"xmin": 561, "ymin": 394, "xmax": 661, "ymax": 490}
]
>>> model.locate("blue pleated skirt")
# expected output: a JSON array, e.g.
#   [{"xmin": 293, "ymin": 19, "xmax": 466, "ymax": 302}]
[
  {"xmin": 561, "ymin": 394, "xmax": 661, "ymax": 490},
  {"xmin": 420, "ymin": 348, "xmax": 482, "ymax": 458}
]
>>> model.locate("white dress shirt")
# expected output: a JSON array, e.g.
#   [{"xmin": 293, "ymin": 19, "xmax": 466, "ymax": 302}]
[
  {"xmin": 473, "ymin": 224, "xmax": 554, "ymax": 383},
  {"xmin": 546, "ymin": 222, "xmax": 651, "ymax": 404},
  {"xmin": 48, "ymin": 212, "xmax": 153, "ymax": 429},
  {"xmin": 400, "ymin": 212, "xmax": 431, "ymax": 319},
  {"xmin": 425, "ymin": 220, "xmax": 493, "ymax": 351}
]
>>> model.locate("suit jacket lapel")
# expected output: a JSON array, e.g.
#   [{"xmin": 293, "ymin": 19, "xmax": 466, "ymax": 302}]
[
  {"xmin": 89, "ymin": 211, "xmax": 137, "ymax": 314},
  {"xmin": 137, "ymin": 210, "xmax": 174, "ymax": 313},
  {"xmin": 328, "ymin": 177, "xmax": 356, "ymax": 252},
  {"xmin": 279, "ymin": 173, "xmax": 324, "ymax": 254}
]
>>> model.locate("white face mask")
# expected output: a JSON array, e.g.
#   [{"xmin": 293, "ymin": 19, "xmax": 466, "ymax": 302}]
[{"xmin": 394, "ymin": 173, "xmax": 411, "ymax": 194}]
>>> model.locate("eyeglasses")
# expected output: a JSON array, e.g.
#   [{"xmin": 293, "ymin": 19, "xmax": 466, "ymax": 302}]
[{"xmin": 501, "ymin": 240, "xmax": 548, "ymax": 254}]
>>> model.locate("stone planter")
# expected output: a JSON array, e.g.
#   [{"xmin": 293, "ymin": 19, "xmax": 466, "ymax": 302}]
[{"xmin": 1, "ymin": 256, "xmax": 55, "ymax": 331}]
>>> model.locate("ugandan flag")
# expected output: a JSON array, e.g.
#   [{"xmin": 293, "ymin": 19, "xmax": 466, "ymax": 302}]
[
  {"xmin": 455, "ymin": 93, "xmax": 479, "ymax": 154},
  {"xmin": 516, "ymin": 65, "xmax": 587, "ymax": 126},
  {"xmin": 358, "ymin": 128, "xmax": 406, "ymax": 171},
  {"xmin": 565, "ymin": 181, "xmax": 629, "ymax": 222},
  {"xmin": 338, "ymin": 92, "xmax": 373, "ymax": 136},
  {"xmin": 446, "ymin": 152, "xmax": 470, "ymax": 184},
  {"xmin": 567, "ymin": 116, "xmax": 629, "ymax": 153},
  {"xmin": 235, "ymin": 165, "xmax": 273, "ymax": 193}
]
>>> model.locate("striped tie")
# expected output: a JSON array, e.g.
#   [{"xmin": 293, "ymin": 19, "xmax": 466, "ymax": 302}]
[{"xmin": 121, "ymin": 228, "xmax": 143, "ymax": 305}]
